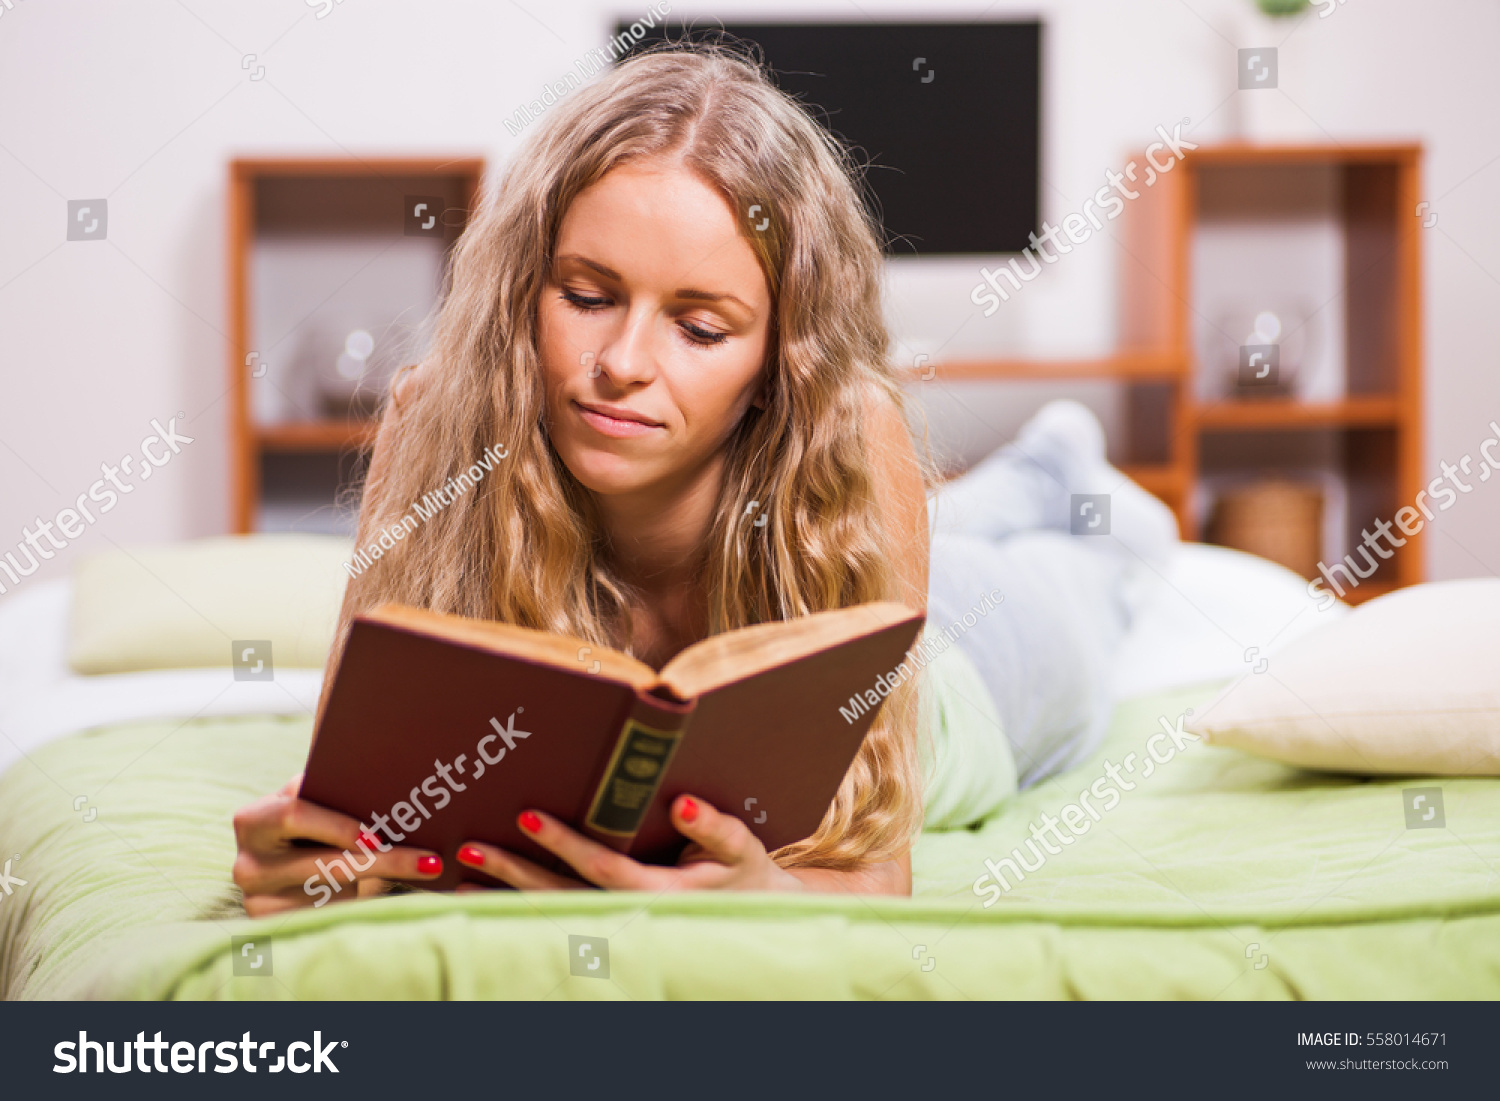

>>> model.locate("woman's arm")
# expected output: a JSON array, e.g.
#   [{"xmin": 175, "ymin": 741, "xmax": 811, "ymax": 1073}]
[
  {"xmin": 361, "ymin": 363, "xmax": 424, "ymax": 499},
  {"xmin": 786, "ymin": 851, "xmax": 912, "ymax": 894},
  {"xmin": 232, "ymin": 773, "xmax": 446, "ymax": 917}
]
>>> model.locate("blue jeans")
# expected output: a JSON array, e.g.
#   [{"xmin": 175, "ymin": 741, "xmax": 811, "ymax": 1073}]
[{"xmin": 922, "ymin": 418, "xmax": 1176, "ymax": 789}]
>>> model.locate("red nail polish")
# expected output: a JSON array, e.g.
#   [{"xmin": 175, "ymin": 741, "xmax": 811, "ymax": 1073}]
[
  {"xmin": 680, "ymin": 797, "xmax": 698, "ymax": 823},
  {"xmin": 417, "ymin": 854, "xmax": 442, "ymax": 875},
  {"xmin": 457, "ymin": 844, "xmax": 484, "ymax": 867},
  {"xmin": 357, "ymin": 830, "xmax": 380, "ymax": 852},
  {"xmin": 518, "ymin": 810, "xmax": 543, "ymax": 834}
]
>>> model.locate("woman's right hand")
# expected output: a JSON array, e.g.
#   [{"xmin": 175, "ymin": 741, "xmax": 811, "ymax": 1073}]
[{"xmin": 231, "ymin": 772, "xmax": 445, "ymax": 917}]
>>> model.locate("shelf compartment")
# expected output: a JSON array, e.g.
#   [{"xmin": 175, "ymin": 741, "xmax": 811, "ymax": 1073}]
[
  {"xmin": 229, "ymin": 156, "xmax": 486, "ymax": 532},
  {"xmin": 256, "ymin": 449, "xmax": 368, "ymax": 537},
  {"xmin": 1196, "ymin": 425, "xmax": 1412, "ymax": 591}
]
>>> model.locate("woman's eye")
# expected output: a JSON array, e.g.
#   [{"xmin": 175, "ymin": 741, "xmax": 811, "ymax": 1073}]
[
  {"xmin": 562, "ymin": 288, "xmax": 727, "ymax": 346},
  {"xmin": 680, "ymin": 321, "xmax": 729, "ymax": 347},
  {"xmin": 560, "ymin": 288, "xmax": 609, "ymax": 311}
]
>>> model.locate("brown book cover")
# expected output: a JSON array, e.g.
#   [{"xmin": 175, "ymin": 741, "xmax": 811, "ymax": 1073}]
[{"xmin": 299, "ymin": 600, "xmax": 925, "ymax": 891}]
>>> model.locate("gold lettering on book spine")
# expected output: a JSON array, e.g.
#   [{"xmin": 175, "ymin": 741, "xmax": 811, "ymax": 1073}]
[{"xmin": 584, "ymin": 717, "xmax": 684, "ymax": 836}]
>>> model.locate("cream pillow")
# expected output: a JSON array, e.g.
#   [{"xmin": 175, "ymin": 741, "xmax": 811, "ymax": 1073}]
[
  {"xmin": 1186, "ymin": 578, "xmax": 1500, "ymax": 776},
  {"xmin": 69, "ymin": 534, "xmax": 354, "ymax": 674}
]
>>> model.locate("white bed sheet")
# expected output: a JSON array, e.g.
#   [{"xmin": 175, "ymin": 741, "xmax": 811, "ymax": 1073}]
[
  {"xmin": 0, "ymin": 543, "xmax": 1345, "ymax": 780},
  {"xmin": 0, "ymin": 580, "xmax": 322, "ymax": 779},
  {"xmin": 1111, "ymin": 541, "xmax": 1347, "ymax": 700}
]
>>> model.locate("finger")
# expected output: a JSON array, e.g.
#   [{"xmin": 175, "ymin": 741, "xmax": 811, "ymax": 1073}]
[
  {"xmin": 455, "ymin": 841, "xmax": 586, "ymax": 891},
  {"xmin": 244, "ymin": 868, "xmax": 394, "ymax": 916},
  {"xmin": 249, "ymin": 796, "xmax": 370, "ymax": 855},
  {"xmin": 513, "ymin": 812, "xmax": 670, "ymax": 890},
  {"xmin": 670, "ymin": 795, "xmax": 758, "ymax": 866},
  {"xmin": 277, "ymin": 772, "xmax": 305, "ymax": 797},
  {"xmin": 357, "ymin": 876, "xmax": 391, "ymax": 899},
  {"xmin": 234, "ymin": 842, "xmax": 444, "ymax": 897}
]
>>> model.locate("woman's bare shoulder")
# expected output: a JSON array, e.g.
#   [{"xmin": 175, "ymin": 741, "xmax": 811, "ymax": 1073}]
[
  {"xmin": 392, "ymin": 362, "xmax": 428, "ymax": 405},
  {"xmin": 364, "ymin": 364, "xmax": 428, "ymax": 492},
  {"xmin": 858, "ymin": 381, "xmax": 919, "ymax": 470},
  {"xmin": 857, "ymin": 380, "xmax": 929, "ymax": 610}
]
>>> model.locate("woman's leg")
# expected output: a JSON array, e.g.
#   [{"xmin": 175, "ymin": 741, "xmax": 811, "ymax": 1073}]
[
  {"xmin": 928, "ymin": 399, "xmax": 1179, "ymax": 600},
  {"xmin": 928, "ymin": 530, "xmax": 1132, "ymax": 788},
  {"xmin": 925, "ymin": 401, "xmax": 1180, "ymax": 787}
]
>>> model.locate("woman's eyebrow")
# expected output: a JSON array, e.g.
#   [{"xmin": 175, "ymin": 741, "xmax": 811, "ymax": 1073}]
[
  {"xmin": 559, "ymin": 254, "xmax": 753, "ymax": 313},
  {"xmin": 674, "ymin": 287, "xmax": 752, "ymax": 312}
]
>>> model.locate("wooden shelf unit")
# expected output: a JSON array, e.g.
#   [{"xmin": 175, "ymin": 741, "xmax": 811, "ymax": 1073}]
[
  {"xmin": 905, "ymin": 143, "xmax": 1423, "ymax": 597},
  {"xmin": 228, "ymin": 156, "xmax": 486, "ymax": 533},
  {"xmin": 256, "ymin": 420, "xmax": 382, "ymax": 452},
  {"xmin": 918, "ymin": 349, "xmax": 1184, "ymax": 383},
  {"xmin": 1194, "ymin": 396, "xmax": 1402, "ymax": 431}
]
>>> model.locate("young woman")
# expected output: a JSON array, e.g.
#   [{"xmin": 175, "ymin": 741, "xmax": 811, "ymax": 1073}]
[{"xmin": 231, "ymin": 44, "xmax": 1177, "ymax": 917}]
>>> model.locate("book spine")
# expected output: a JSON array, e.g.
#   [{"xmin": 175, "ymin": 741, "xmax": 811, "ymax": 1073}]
[{"xmin": 580, "ymin": 689, "xmax": 696, "ymax": 851}]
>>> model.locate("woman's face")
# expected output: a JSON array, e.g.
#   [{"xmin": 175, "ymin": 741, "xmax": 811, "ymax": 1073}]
[{"xmin": 538, "ymin": 157, "xmax": 773, "ymax": 500}]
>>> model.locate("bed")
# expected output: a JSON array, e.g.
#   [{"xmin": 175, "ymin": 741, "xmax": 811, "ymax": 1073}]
[{"xmin": 2, "ymin": 541, "xmax": 1497, "ymax": 1000}]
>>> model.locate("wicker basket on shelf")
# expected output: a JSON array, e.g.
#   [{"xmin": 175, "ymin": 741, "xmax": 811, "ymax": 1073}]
[{"xmin": 1206, "ymin": 480, "xmax": 1324, "ymax": 581}]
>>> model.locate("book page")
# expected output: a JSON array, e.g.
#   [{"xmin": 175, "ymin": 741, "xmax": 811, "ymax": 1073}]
[
  {"xmin": 366, "ymin": 604, "xmax": 661, "ymax": 692},
  {"xmin": 657, "ymin": 601, "xmax": 920, "ymax": 699}
]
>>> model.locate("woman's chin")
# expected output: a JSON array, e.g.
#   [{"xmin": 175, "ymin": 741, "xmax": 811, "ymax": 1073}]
[{"xmin": 561, "ymin": 450, "xmax": 658, "ymax": 497}]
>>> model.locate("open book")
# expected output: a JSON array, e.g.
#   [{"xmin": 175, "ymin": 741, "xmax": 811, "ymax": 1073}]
[{"xmin": 300, "ymin": 601, "xmax": 925, "ymax": 889}]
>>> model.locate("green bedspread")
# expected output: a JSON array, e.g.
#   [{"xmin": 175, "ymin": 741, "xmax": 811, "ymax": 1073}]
[{"xmin": 3, "ymin": 682, "xmax": 1498, "ymax": 1000}]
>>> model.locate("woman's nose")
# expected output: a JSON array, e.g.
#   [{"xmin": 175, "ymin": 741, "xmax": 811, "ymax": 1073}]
[{"xmin": 591, "ymin": 310, "xmax": 658, "ymax": 385}]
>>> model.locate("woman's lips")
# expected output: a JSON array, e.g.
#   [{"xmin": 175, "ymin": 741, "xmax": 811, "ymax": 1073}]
[{"xmin": 573, "ymin": 400, "xmax": 663, "ymax": 438}]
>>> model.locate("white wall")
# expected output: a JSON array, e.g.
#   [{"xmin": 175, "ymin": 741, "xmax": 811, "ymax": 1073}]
[{"xmin": 1, "ymin": 0, "xmax": 1495, "ymax": 590}]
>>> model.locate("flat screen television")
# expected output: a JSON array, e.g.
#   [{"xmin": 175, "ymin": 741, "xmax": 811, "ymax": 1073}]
[{"xmin": 615, "ymin": 21, "xmax": 1041, "ymax": 256}]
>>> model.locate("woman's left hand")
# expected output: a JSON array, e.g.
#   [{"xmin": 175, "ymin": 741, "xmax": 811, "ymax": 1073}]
[{"xmin": 453, "ymin": 795, "xmax": 804, "ymax": 892}]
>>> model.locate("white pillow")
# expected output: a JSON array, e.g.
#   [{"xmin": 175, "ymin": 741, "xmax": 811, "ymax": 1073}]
[
  {"xmin": 1186, "ymin": 578, "xmax": 1500, "ymax": 775},
  {"xmin": 1111, "ymin": 542, "xmax": 1349, "ymax": 699},
  {"xmin": 68, "ymin": 534, "xmax": 353, "ymax": 674}
]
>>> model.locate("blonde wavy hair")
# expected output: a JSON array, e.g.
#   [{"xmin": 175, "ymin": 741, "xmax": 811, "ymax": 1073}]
[{"xmin": 320, "ymin": 40, "xmax": 937, "ymax": 870}]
